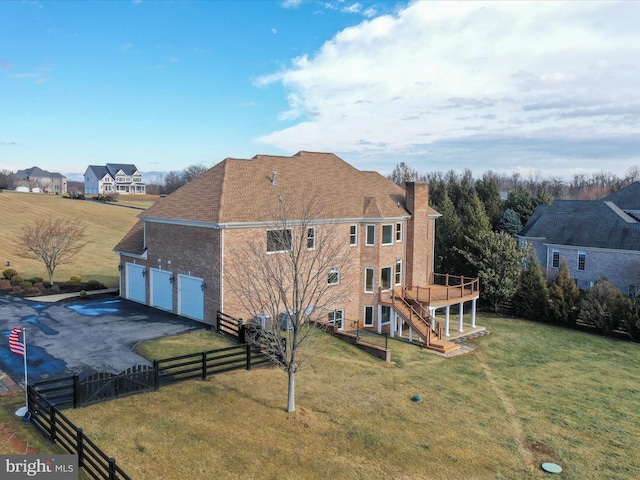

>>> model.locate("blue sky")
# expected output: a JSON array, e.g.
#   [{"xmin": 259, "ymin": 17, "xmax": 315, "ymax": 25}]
[{"xmin": 2, "ymin": 0, "xmax": 639, "ymax": 182}]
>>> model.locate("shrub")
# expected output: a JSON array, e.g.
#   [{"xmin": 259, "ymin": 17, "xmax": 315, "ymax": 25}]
[
  {"xmin": 2, "ymin": 268, "xmax": 18, "ymax": 280},
  {"xmin": 70, "ymin": 275, "xmax": 82, "ymax": 282},
  {"xmin": 86, "ymin": 279, "xmax": 103, "ymax": 290},
  {"xmin": 20, "ymin": 281, "xmax": 33, "ymax": 289},
  {"xmin": 579, "ymin": 278, "xmax": 631, "ymax": 335},
  {"xmin": 63, "ymin": 279, "xmax": 82, "ymax": 289},
  {"xmin": 10, "ymin": 275, "xmax": 23, "ymax": 286},
  {"xmin": 79, "ymin": 290, "xmax": 88, "ymax": 298},
  {"xmin": 28, "ymin": 277, "xmax": 44, "ymax": 284}
]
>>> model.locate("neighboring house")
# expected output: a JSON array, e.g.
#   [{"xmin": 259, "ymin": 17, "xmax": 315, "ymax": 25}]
[
  {"xmin": 518, "ymin": 182, "xmax": 640, "ymax": 296},
  {"xmin": 14, "ymin": 166, "xmax": 67, "ymax": 194},
  {"xmin": 114, "ymin": 152, "xmax": 479, "ymax": 353},
  {"xmin": 84, "ymin": 164, "xmax": 146, "ymax": 195}
]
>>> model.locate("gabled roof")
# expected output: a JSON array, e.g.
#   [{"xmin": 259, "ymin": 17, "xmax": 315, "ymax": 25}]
[
  {"xmin": 519, "ymin": 198, "xmax": 640, "ymax": 251},
  {"xmin": 140, "ymin": 151, "xmax": 429, "ymax": 225},
  {"xmin": 114, "ymin": 220, "xmax": 145, "ymax": 255},
  {"xmin": 15, "ymin": 166, "xmax": 64, "ymax": 179},
  {"xmin": 106, "ymin": 164, "xmax": 140, "ymax": 176},
  {"xmin": 86, "ymin": 165, "xmax": 112, "ymax": 179}
]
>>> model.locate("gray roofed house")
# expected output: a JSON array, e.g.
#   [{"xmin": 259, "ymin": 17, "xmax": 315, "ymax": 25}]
[
  {"xmin": 84, "ymin": 164, "xmax": 145, "ymax": 195},
  {"xmin": 14, "ymin": 166, "xmax": 67, "ymax": 194},
  {"xmin": 518, "ymin": 182, "xmax": 640, "ymax": 295}
]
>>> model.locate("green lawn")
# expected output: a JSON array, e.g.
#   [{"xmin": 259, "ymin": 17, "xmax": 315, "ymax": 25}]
[
  {"xmin": 0, "ymin": 191, "xmax": 155, "ymax": 287},
  {"xmin": 61, "ymin": 314, "xmax": 640, "ymax": 480}
]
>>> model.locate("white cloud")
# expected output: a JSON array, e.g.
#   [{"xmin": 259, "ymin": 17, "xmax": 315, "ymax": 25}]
[{"xmin": 256, "ymin": 1, "xmax": 640, "ymax": 177}]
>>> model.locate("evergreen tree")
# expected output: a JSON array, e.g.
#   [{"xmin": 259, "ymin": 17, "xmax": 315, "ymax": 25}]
[
  {"xmin": 512, "ymin": 252, "xmax": 549, "ymax": 320},
  {"xmin": 475, "ymin": 174, "xmax": 504, "ymax": 228},
  {"xmin": 548, "ymin": 259, "xmax": 581, "ymax": 326},
  {"xmin": 496, "ymin": 208, "xmax": 523, "ymax": 236},
  {"xmin": 457, "ymin": 230, "xmax": 526, "ymax": 312},
  {"xmin": 579, "ymin": 277, "xmax": 631, "ymax": 336},
  {"xmin": 506, "ymin": 188, "xmax": 536, "ymax": 225}
]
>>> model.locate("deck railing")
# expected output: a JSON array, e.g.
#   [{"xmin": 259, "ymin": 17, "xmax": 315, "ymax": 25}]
[{"xmin": 405, "ymin": 273, "xmax": 479, "ymax": 304}]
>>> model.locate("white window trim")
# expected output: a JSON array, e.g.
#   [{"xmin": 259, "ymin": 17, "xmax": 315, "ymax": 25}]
[
  {"xmin": 328, "ymin": 309, "xmax": 344, "ymax": 330},
  {"xmin": 395, "ymin": 259, "xmax": 402, "ymax": 285},
  {"xmin": 365, "ymin": 267, "xmax": 375, "ymax": 293},
  {"xmin": 577, "ymin": 251, "xmax": 586, "ymax": 271},
  {"xmin": 350, "ymin": 224, "xmax": 358, "ymax": 246},
  {"xmin": 267, "ymin": 228, "xmax": 293, "ymax": 253},
  {"xmin": 366, "ymin": 224, "xmax": 376, "ymax": 246},
  {"xmin": 381, "ymin": 266, "xmax": 392, "ymax": 290},
  {"xmin": 380, "ymin": 305, "xmax": 392, "ymax": 325},
  {"xmin": 307, "ymin": 227, "xmax": 316, "ymax": 250},
  {"xmin": 381, "ymin": 224, "xmax": 394, "ymax": 245},
  {"xmin": 552, "ymin": 249, "xmax": 560, "ymax": 268},
  {"xmin": 328, "ymin": 268, "xmax": 340, "ymax": 286},
  {"xmin": 396, "ymin": 222, "xmax": 402, "ymax": 242}
]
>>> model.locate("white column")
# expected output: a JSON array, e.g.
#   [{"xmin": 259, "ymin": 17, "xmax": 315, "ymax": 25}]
[
  {"xmin": 377, "ymin": 306, "xmax": 382, "ymax": 334},
  {"xmin": 471, "ymin": 299, "xmax": 477, "ymax": 328},
  {"xmin": 397, "ymin": 317, "xmax": 403, "ymax": 337},
  {"xmin": 430, "ymin": 307, "xmax": 436, "ymax": 331},
  {"xmin": 458, "ymin": 303, "xmax": 464, "ymax": 332},
  {"xmin": 408, "ymin": 326, "xmax": 413, "ymax": 342},
  {"xmin": 444, "ymin": 305, "xmax": 450, "ymax": 337},
  {"xmin": 390, "ymin": 310, "xmax": 395, "ymax": 338}
]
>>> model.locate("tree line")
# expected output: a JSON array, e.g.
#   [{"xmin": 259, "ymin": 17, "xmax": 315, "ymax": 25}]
[{"xmin": 387, "ymin": 162, "xmax": 640, "ymax": 341}]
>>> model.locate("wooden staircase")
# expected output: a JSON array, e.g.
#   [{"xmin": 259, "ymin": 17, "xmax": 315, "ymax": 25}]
[{"xmin": 381, "ymin": 290, "xmax": 461, "ymax": 354}]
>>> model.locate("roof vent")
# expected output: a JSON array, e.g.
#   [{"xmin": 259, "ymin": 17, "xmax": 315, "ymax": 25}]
[{"xmin": 271, "ymin": 171, "xmax": 277, "ymax": 185}]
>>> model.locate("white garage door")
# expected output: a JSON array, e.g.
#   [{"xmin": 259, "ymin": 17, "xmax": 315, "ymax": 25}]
[
  {"xmin": 178, "ymin": 274, "xmax": 205, "ymax": 322},
  {"xmin": 126, "ymin": 263, "xmax": 146, "ymax": 304},
  {"xmin": 151, "ymin": 268, "xmax": 173, "ymax": 312}
]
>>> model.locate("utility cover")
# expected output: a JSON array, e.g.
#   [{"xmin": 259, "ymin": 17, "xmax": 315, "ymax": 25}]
[{"xmin": 541, "ymin": 462, "xmax": 562, "ymax": 474}]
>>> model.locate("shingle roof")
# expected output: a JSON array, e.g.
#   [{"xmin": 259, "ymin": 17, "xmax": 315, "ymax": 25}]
[
  {"xmin": 602, "ymin": 181, "xmax": 640, "ymax": 210},
  {"xmin": 87, "ymin": 165, "xmax": 111, "ymax": 179},
  {"xmin": 106, "ymin": 164, "xmax": 140, "ymax": 176},
  {"xmin": 15, "ymin": 166, "xmax": 64, "ymax": 179},
  {"xmin": 113, "ymin": 220, "xmax": 145, "ymax": 255},
  {"xmin": 140, "ymin": 151, "xmax": 431, "ymax": 224},
  {"xmin": 519, "ymin": 199, "xmax": 640, "ymax": 251}
]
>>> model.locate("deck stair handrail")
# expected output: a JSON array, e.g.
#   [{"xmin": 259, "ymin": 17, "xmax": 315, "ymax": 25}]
[
  {"xmin": 381, "ymin": 287, "xmax": 441, "ymax": 346},
  {"xmin": 404, "ymin": 274, "xmax": 479, "ymax": 305}
]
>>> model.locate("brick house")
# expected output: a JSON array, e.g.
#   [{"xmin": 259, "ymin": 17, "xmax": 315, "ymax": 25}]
[
  {"xmin": 517, "ymin": 182, "xmax": 640, "ymax": 296},
  {"xmin": 114, "ymin": 152, "xmax": 479, "ymax": 352},
  {"xmin": 14, "ymin": 166, "xmax": 67, "ymax": 194}
]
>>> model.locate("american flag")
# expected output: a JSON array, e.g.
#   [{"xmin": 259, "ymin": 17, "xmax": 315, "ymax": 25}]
[{"xmin": 9, "ymin": 328, "xmax": 25, "ymax": 356}]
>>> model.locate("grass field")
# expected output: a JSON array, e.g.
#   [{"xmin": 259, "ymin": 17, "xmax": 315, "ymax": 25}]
[
  {"xmin": 0, "ymin": 191, "xmax": 156, "ymax": 288},
  {"xmin": 63, "ymin": 314, "xmax": 640, "ymax": 480}
]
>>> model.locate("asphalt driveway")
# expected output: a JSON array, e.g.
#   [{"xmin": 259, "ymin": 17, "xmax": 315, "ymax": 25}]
[{"xmin": 0, "ymin": 294, "xmax": 207, "ymax": 386}]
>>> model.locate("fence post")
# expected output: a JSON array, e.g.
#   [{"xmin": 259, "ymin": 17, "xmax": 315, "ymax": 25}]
[
  {"xmin": 50, "ymin": 408, "xmax": 57, "ymax": 443},
  {"xmin": 73, "ymin": 375, "xmax": 80, "ymax": 409},
  {"xmin": 76, "ymin": 428, "xmax": 84, "ymax": 469},
  {"xmin": 108, "ymin": 458, "xmax": 117, "ymax": 480},
  {"xmin": 202, "ymin": 352, "xmax": 207, "ymax": 381},
  {"xmin": 153, "ymin": 360, "xmax": 160, "ymax": 391},
  {"xmin": 239, "ymin": 322, "xmax": 246, "ymax": 344}
]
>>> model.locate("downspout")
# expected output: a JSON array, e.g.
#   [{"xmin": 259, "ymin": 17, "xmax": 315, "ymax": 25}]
[{"xmin": 220, "ymin": 228, "xmax": 225, "ymax": 314}]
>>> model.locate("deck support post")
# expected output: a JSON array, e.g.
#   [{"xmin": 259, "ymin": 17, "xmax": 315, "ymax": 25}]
[
  {"xmin": 458, "ymin": 303, "xmax": 464, "ymax": 332},
  {"xmin": 471, "ymin": 298, "xmax": 477, "ymax": 328},
  {"xmin": 444, "ymin": 305, "xmax": 450, "ymax": 337}
]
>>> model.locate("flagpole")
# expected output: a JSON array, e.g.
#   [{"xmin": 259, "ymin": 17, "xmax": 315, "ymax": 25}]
[{"xmin": 15, "ymin": 327, "xmax": 28, "ymax": 417}]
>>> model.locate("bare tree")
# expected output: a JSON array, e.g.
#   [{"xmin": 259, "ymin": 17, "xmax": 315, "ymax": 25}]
[
  {"xmin": 15, "ymin": 218, "xmax": 88, "ymax": 284},
  {"xmin": 225, "ymin": 194, "xmax": 351, "ymax": 413}
]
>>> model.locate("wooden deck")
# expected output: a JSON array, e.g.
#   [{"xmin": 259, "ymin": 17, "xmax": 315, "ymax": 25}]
[{"xmin": 403, "ymin": 274, "xmax": 480, "ymax": 308}]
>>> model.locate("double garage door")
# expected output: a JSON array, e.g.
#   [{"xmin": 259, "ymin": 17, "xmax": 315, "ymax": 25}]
[{"xmin": 124, "ymin": 263, "xmax": 205, "ymax": 322}]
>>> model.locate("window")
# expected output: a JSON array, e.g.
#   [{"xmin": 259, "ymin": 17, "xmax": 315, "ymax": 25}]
[
  {"xmin": 381, "ymin": 267, "xmax": 392, "ymax": 290},
  {"xmin": 395, "ymin": 259, "xmax": 402, "ymax": 285},
  {"xmin": 328, "ymin": 268, "xmax": 340, "ymax": 285},
  {"xmin": 382, "ymin": 224, "xmax": 393, "ymax": 245},
  {"xmin": 552, "ymin": 250, "xmax": 560, "ymax": 268},
  {"xmin": 366, "ymin": 225, "xmax": 376, "ymax": 245},
  {"xmin": 365, "ymin": 268, "xmax": 374, "ymax": 293},
  {"xmin": 396, "ymin": 223, "xmax": 402, "ymax": 242},
  {"xmin": 577, "ymin": 251, "xmax": 586, "ymax": 271},
  {"xmin": 328, "ymin": 310, "xmax": 344, "ymax": 329},
  {"xmin": 364, "ymin": 306, "xmax": 374, "ymax": 327},
  {"xmin": 307, "ymin": 227, "xmax": 316, "ymax": 250},
  {"xmin": 350, "ymin": 225, "xmax": 358, "ymax": 246},
  {"xmin": 267, "ymin": 229, "xmax": 292, "ymax": 252},
  {"xmin": 381, "ymin": 306, "xmax": 391, "ymax": 325}
]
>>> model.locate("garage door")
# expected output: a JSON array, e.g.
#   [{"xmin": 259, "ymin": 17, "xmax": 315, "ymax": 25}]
[
  {"xmin": 151, "ymin": 268, "xmax": 173, "ymax": 312},
  {"xmin": 178, "ymin": 274, "xmax": 205, "ymax": 322},
  {"xmin": 126, "ymin": 263, "xmax": 146, "ymax": 303}
]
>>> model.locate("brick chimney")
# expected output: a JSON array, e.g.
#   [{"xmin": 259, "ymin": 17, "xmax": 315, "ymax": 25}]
[{"xmin": 405, "ymin": 182, "xmax": 434, "ymax": 286}]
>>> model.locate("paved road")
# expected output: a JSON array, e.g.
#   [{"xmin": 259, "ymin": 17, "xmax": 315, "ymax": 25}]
[{"xmin": 0, "ymin": 294, "xmax": 206, "ymax": 386}]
